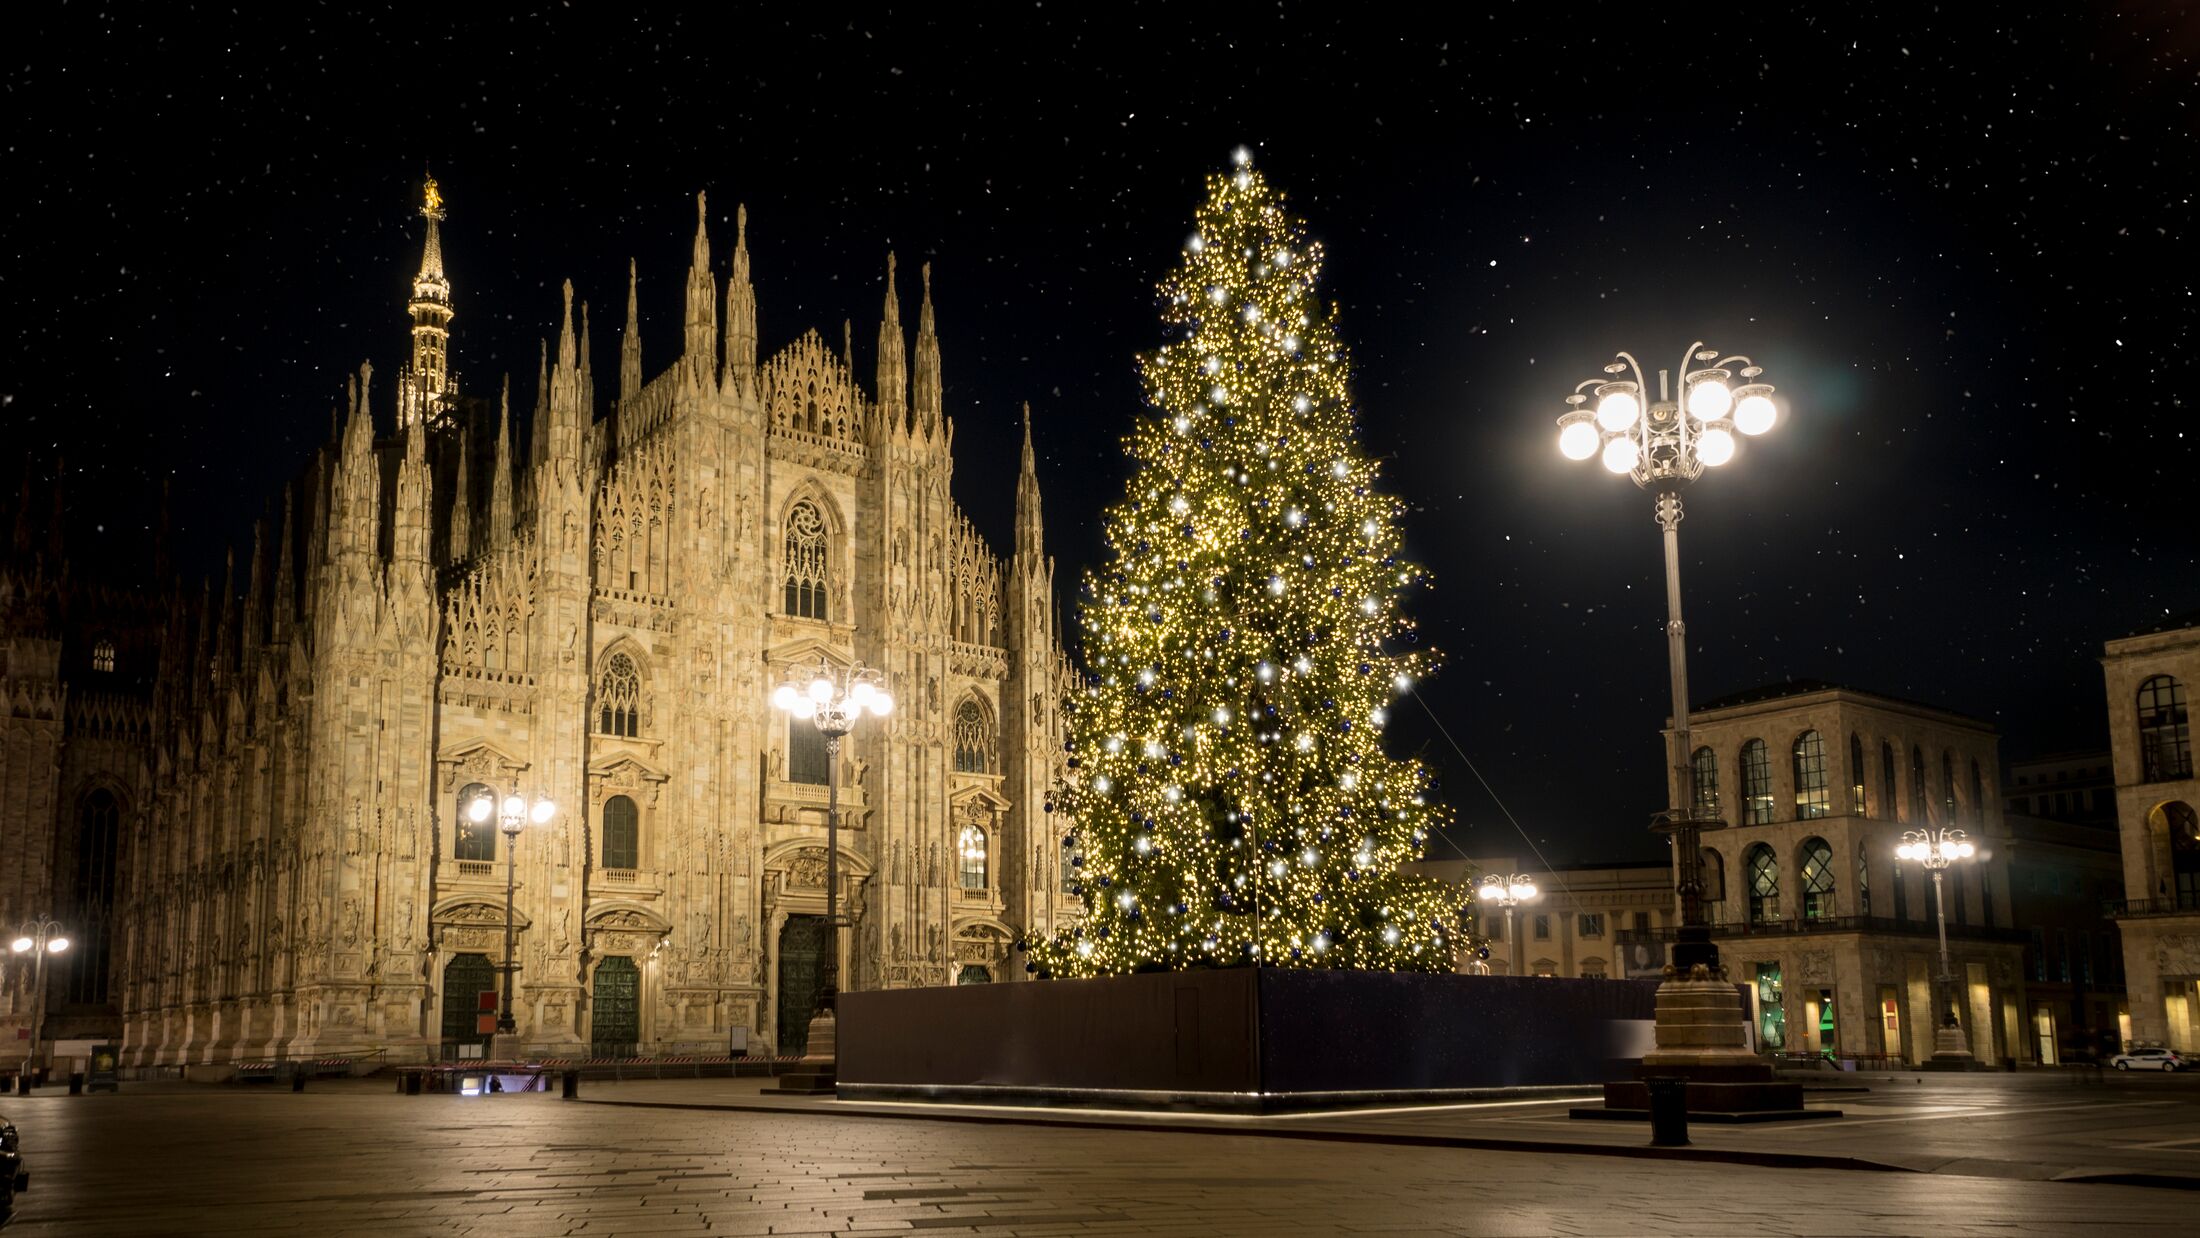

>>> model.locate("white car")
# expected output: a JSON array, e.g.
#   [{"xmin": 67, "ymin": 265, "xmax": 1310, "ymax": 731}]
[{"xmin": 2110, "ymin": 1047, "xmax": 2185, "ymax": 1072}]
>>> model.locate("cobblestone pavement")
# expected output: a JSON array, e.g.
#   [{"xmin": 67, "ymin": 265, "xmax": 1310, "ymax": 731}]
[{"xmin": 2, "ymin": 1083, "xmax": 2193, "ymax": 1236}]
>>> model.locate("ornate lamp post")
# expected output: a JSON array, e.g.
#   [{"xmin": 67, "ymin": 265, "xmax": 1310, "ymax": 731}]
[
  {"xmin": 771, "ymin": 661, "xmax": 892, "ymax": 1069},
  {"xmin": 1474, "ymin": 874, "xmax": 1538, "ymax": 977},
  {"xmin": 467, "ymin": 789, "xmax": 555, "ymax": 1048},
  {"xmin": 1553, "ymin": 342, "xmax": 1779, "ymax": 1069},
  {"xmin": 11, "ymin": 918, "xmax": 69, "ymax": 1091},
  {"xmin": 1897, "ymin": 827, "xmax": 1978, "ymax": 1065}
]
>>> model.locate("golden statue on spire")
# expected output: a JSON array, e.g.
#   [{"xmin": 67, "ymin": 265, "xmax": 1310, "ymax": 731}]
[{"xmin": 422, "ymin": 175, "xmax": 444, "ymax": 220}]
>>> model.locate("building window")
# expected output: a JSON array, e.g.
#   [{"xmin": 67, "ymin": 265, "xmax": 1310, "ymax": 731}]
[
  {"xmin": 91, "ymin": 638, "xmax": 116, "ymax": 674},
  {"xmin": 1580, "ymin": 957, "xmax": 1608, "ymax": 979},
  {"xmin": 601, "ymin": 795, "xmax": 639, "ymax": 870},
  {"xmin": 597, "ymin": 652, "xmax": 641, "ymax": 737},
  {"xmin": 2138, "ymin": 675, "xmax": 2192, "ymax": 782},
  {"xmin": 1800, "ymin": 837, "xmax": 1836, "ymax": 922},
  {"xmin": 1691, "ymin": 746, "xmax": 1720, "ymax": 819},
  {"xmin": 1882, "ymin": 742, "xmax": 1899, "ymax": 821},
  {"xmin": 1532, "ymin": 914, "xmax": 1551, "ymax": 940},
  {"xmin": 788, "ymin": 718, "xmax": 829, "ymax": 786},
  {"xmin": 2029, "ymin": 927, "xmax": 2047, "ymax": 982},
  {"xmin": 1969, "ymin": 760, "xmax": 1985, "ymax": 826},
  {"xmin": 1849, "ymin": 733, "xmax": 1867, "ymax": 815},
  {"xmin": 1949, "ymin": 865, "xmax": 1967, "ymax": 926},
  {"xmin": 782, "ymin": 499, "xmax": 830, "ymax": 620},
  {"xmin": 1578, "ymin": 913, "xmax": 1605, "ymax": 938},
  {"xmin": 953, "ymin": 698, "xmax": 994, "ymax": 774},
  {"xmin": 1741, "ymin": 739, "xmax": 1774, "ymax": 824},
  {"xmin": 2079, "ymin": 930, "xmax": 2094, "ymax": 984},
  {"xmin": 1894, "ymin": 862, "xmax": 1910, "ymax": 922},
  {"xmin": 1746, "ymin": 843, "xmax": 1780, "ymax": 923},
  {"xmin": 1942, "ymin": 751, "xmax": 1958, "ymax": 825},
  {"xmin": 1793, "ymin": 730, "xmax": 1830, "ymax": 819},
  {"xmin": 2166, "ymin": 801, "xmax": 2200, "ymax": 910},
  {"xmin": 1856, "ymin": 840, "xmax": 1871, "ymax": 916},
  {"xmin": 1634, "ymin": 911, "xmax": 1651, "ymax": 932},
  {"xmin": 1756, "ymin": 962, "xmax": 1786, "ymax": 1050},
  {"xmin": 958, "ymin": 824, "xmax": 989, "ymax": 889},
  {"xmin": 455, "ymin": 782, "xmax": 496, "ymax": 861},
  {"xmin": 1911, "ymin": 745, "xmax": 1929, "ymax": 823},
  {"xmin": 1061, "ymin": 835, "xmax": 1078, "ymax": 893},
  {"xmin": 1700, "ymin": 848, "xmax": 1726, "ymax": 907}
]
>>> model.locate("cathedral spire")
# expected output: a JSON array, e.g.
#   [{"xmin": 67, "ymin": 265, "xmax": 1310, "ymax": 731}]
[
  {"xmin": 1015, "ymin": 401, "xmax": 1044, "ymax": 560},
  {"xmin": 721, "ymin": 204, "xmax": 757, "ymax": 397},
  {"xmin": 244, "ymin": 514, "xmax": 267, "ymax": 655},
  {"xmin": 532, "ymin": 341, "xmax": 550, "ymax": 470},
  {"xmin": 578, "ymin": 299, "xmax": 596, "ymax": 419},
  {"xmin": 875, "ymin": 253, "xmax": 907, "ymax": 429},
  {"xmin": 912, "ymin": 262, "xmax": 943, "ymax": 436},
  {"xmin": 448, "ymin": 422, "xmax": 472, "ymax": 561},
  {"xmin": 400, "ymin": 176, "xmax": 457, "ymax": 428},
  {"xmin": 271, "ymin": 484, "xmax": 295, "ymax": 644},
  {"xmin": 620, "ymin": 258, "xmax": 642, "ymax": 405},
  {"xmin": 490, "ymin": 376, "xmax": 515, "ymax": 539},
  {"xmin": 683, "ymin": 191, "xmax": 718, "ymax": 379}
]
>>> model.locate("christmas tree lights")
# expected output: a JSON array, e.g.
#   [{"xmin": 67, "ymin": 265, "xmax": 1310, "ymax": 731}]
[{"xmin": 1029, "ymin": 149, "xmax": 1463, "ymax": 978}]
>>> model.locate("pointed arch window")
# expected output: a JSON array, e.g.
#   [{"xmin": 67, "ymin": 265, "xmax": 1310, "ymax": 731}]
[
  {"xmin": 1690, "ymin": 747, "xmax": 1720, "ymax": 820},
  {"xmin": 455, "ymin": 782, "xmax": 496, "ymax": 861},
  {"xmin": 601, "ymin": 795, "xmax": 639, "ymax": 871},
  {"xmin": 954, "ymin": 699, "xmax": 995, "ymax": 774},
  {"xmin": 1740, "ymin": 739, "xmax": 1774, "ymax": 824},
  {"xmin": 2139, "ymin": 675, "xmax": 2192, "ymax": 782},
  {"xmin": 1942, "ymin": 751, "xmax": 1958, "ymax": 824},
  {"xmin": 788, "ymin": 718, "xmax": 829, "ymax": 786},
  {"xmin": 1700, "ymin": 848, "xmax": 1726, "ymax": 906},
  {"xmin": 1849, "ymin": 733, "xmax": 1867, "ymax": 815},
  {"xmin": 68, "ymin": 789, "xmax": 120, "ymax": 1004},
  {"xmin": 1800, "ymin": 837, "xmax": 1836, "ymax": 921},
  {"xmin": 1969, "ymin": 759, "xmax": 1985, "ymax": 826},
  {"xmin": 958, "ymin": 823, "xmax": 990, "ymax": 890},
  {"xmin": 1881, "ymin": 742, "xmax": 1899, "ymax": 822},
  {"xmin": 598, "ymin": 652, "xmax": 641, "ymax": 738},
  {"xmin": 1910, "ymin": 745, "xmax": 1929, "ymax": 823},
  {"xmin": 1856, "ymin": 840, "xmax": 1871, "ymax": 916},
  {"xmin": 1745, "ymin": 843, "xmax": 1780, "ymax": 924},
  {"xmin": 1793, "ymin": 731, "xmax": 1830, "ymax": 819},
  {"xmin": 783, "ymin": 500, "xmax": 830, "ymax": 620},
  {"xmin": 91, "ymin": 638, "xmax": 116, "ymax": 674}
]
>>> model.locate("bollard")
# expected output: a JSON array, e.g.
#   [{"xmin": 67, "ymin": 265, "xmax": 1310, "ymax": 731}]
[
  {"xmin": 14, "ymin": 1074, "xmax": 27, "ymax": 1096},
  {"xmin": 561, "ymin": 1069, "xmax": 580, "ymax": 1100},
  {"xmin": 291, "ymin": 1070, "xmax": 307, "ymax": 1093},
  {"xmin": 1646, "ymin": 1076, "xmax": 1689, "ymax": 1147},
  {"xmin": 69, "ymin": 1072, "xmax": 84, "ymax": 1096}
]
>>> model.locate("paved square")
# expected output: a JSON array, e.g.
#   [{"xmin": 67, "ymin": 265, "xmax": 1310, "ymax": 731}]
[{"xmin": 5, "ymin": 1079, "xmax": 2196, "ymax": 1235}]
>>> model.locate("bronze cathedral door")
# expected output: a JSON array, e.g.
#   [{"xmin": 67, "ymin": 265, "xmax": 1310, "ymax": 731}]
[{"xmin": 776, "ymin": 914, "xmax": 829, "ymax": 1055}]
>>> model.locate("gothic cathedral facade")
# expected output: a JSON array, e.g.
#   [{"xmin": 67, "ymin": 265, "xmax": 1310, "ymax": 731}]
[{"xmin": 11, "ymin": 183, "xmax": 1078, "ymax": 1066}]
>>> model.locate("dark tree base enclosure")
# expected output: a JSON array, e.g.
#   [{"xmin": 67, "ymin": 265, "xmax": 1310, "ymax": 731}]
[{"xmin": 838, "ymin": 968, "xmax": 1670, "ymax": 1110}]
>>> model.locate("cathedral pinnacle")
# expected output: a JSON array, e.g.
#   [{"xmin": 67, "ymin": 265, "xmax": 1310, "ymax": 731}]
[
  {"xmin": 876, "ymin": 253, "xmax": 908, "ymax": 424},
  {"xmin": 912, "ymin": 262, "xmax": 942, "ymax": 433},
  {"xmin": 402, "ymin": 174, "xmax": 456, "ymax": 427}
]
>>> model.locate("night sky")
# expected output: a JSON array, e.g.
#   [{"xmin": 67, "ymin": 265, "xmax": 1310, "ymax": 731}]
[{"xmin": 8, "ymin": 6, "xmax": 2195, "ymax": 866}]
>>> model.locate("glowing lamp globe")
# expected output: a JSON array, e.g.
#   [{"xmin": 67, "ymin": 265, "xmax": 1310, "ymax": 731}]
[
  {"xmin": 1734, "ymin": 393, "xmax": 1777, "ymax": 435},
  {"xmin": 807, "ymin": 676, "xmax": 835, "ymax": 704},
  {"xmin": 467, "ymin": 795, "xmax": 494, "ymax": 823},
  {"xmin": 1687, "ymin": 379, "xmax": 1732, "ymax": 420},
  {"xmin": 771, "ymin": 683, "xmax": 799, "ymax": 712},
  {"xmin": 1558, "ymin": 418, "xmax": 1600, "ymax": 461},
  {"xmin": 501, "ymin": 794, "xmax": 526, "ymax": 821},
  {"xmin": 530, "ymin": 798, "xmax": 556, "ymax": 824},
  {"xmin": 1511, "ymin": 881, "xmax": 1538, "ymax": 901},
  {"xmin": 1594, "ymin": 390, "xmax": 1640, "ymax": 432},
  {"xmin": 848, "ymin": 680, "xmax": 876, "ymax": 711},
  {"xmin": 1697, "ymin": 426, "xmax": 1736, "ymax": 466},
  {"xmin": 868, "ymin": 689, "xmax": 894, "ymax": 717},
  {"xmin": 9, "ymin": 937, "xmax": 30, "ymax": 955},
  {"xmin": 1601, "ymin": 436, "xmax": 1640, "ymax": 474},
  {"xmin": 47, "ymin": 937, "xmax": 68, "ymax": 954},
  {"xmin": 1477, "ymin": 881, "xmax": 1505, "ymax": 903}
]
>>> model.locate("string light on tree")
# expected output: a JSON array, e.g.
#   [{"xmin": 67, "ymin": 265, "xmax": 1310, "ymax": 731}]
[{"xmin": 1026, "ymin": 150, "xmax": 1462, "ymax": 978}]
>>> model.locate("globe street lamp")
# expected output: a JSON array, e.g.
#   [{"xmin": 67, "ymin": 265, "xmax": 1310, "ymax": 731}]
[
  {"xmin": 11, "ymin": 918, "xmax": 69, "ymax": 1092},
  {"xmin": 770, "ymin": 661, "xmax": 892, "ymax": 1067},
  {"xmin": 1897, "ymin": 827, "xmax": 1978, "ymax": 1065},
  {"xmin": 1474, "ymin": 874, "xmax": 1538, "ymax": 977},
  {"xmin": 1554, "ymin": 342, "xmax": 1779, "ymax": 1069},
  {"xmin": 467, "ymin": 789, "xmax": 555, "ymax": 1047}
]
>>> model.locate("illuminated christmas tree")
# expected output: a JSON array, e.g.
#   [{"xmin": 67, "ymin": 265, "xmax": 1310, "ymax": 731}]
[{"xmin": 1031, "ymin": 150, "xmax": 1463, "ymax": 978}]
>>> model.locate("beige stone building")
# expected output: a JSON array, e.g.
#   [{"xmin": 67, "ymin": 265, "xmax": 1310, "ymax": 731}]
[
  {"xmin": 2101, "ymin": 620, "xmax": 2200, "ymax": 1052},
  {"xmin": 1673, "ymin": 682, "xmax": 2030, "ymax": 1065},
  {"xmin": 1410, "ymin": 857, "xmax": 1673, "ymax": 980},
  {"xmin": 4, "ymin": 182, "xmax": 1081, "ymax": 1069}
]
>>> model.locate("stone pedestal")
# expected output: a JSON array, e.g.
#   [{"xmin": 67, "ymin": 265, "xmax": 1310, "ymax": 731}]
[
  {"xmin": 1577, "ymin": 968, "xmax": 1836, "ymax": 1122},
  {"xmin": 1925, "ymin": 1019, "xmax": 1977, "ymax": 1070},
  {"xmin": 487, "ymin": 1032, "xmax": 528, "ymax": 1063},
  {"xmin": 771, "ymin": 1009, "xmax": 837, "ymax": 1095}
]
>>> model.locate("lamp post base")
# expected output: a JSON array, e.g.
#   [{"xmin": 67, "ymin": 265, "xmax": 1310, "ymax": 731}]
[
  {"xmin": 1926, "ymin": 1019, "xmax": 1977, "ymax": 1068},
  {"xmin": 488, "ymin": 1032, "xmax": 527, "ymax": 1063}
]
